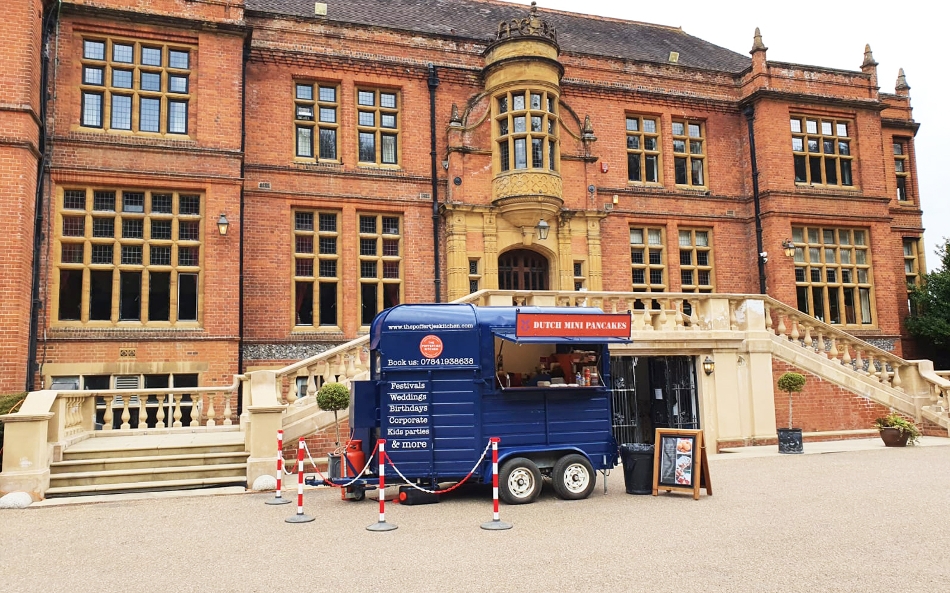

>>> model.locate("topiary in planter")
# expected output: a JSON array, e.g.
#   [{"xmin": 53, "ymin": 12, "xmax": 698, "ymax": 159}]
[
  {"xmin": 316, "ymin": 382, "xmax": 350, "ymax": 447},
  {"xmin": 777, "ymin": 372, "xmax": 806, "ymax": 430}
]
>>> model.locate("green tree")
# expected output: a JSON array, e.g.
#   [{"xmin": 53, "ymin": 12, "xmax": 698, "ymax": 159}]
[
  {"xmin": 777, "ymin": 372, "xmax": 806, "ymax": 429},
  {"xmin": 906, "ymin": 238, "xmax": 950, "ymax": 366},
  {"xmin": 316, "ymin": 382, "xmax": 350, "ymax": 447}
]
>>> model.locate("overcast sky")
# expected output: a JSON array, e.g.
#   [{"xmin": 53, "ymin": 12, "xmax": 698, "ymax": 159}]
[{"xmin": 511, "ymin": 0, "xmax": 948, "ymax": 266}]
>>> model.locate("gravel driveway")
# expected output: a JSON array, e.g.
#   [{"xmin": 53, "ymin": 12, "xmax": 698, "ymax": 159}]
[{"xmin": 2, "ymin": 441, "xmax": 948, "ymax": 593}]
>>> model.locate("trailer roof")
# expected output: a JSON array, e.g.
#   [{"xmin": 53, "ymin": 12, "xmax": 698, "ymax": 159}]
[{"xmin": 370, "ymin": 304, "xmax": 629, "ymax": 349}]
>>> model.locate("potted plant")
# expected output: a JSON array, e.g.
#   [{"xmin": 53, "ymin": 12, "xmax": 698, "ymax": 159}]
[
  {"xmin": 316, "ymin": 382, "xmax": 350, "ymax": 478},
  {"xmin": 874, "ymin": 413, "xmax": 920, "ymax": 447},
  {"xmin": 776, "ymin": 372, "xmax": 806, "ymax": 454}
]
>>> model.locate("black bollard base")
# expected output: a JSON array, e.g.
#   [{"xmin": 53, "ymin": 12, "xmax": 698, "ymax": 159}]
[
  {"xmin": 285, "ymin": 513, "xmax": 315, "ymax": 523},
  {"xmin": 480, "ymin": 519, "xmax": 513, "ymax": 531}
]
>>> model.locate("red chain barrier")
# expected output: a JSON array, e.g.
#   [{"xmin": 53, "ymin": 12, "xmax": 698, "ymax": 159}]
[
  {"xmin": 385, "ymin": 438, "xmax": 492, "ymax": 496},
  {"xmin": 302, "ymin": 440, "xmax": 380, "ymax": 489}
]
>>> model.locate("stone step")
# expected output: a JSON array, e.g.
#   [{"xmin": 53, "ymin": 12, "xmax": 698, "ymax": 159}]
[
  {"xmin": 62, "ymin": 443, "xmax": 245, "ymax": 461},
  {"xmin": 49, "ymin": 463, "xmax": 247, "ymax": 488},
  {"xmin": 51, "ymin": 451, "xmax": 249, "ymax": 474},
  {"xmin": 45, "ymin": 476, "xmax": 247, "ymax": 498}
]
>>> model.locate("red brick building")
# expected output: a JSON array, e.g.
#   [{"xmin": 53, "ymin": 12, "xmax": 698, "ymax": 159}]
[{"xmin": 0, "ymin": 0, "xmax": 926, "ymax": 395}]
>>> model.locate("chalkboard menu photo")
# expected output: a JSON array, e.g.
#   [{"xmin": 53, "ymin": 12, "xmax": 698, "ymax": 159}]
[{"xmin": 652, "ymin": 428, "xmax": 712, "ymax": 500}]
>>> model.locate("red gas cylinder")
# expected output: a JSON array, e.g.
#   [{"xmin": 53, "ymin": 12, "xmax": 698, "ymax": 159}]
[{"xmin": 343, "ymin": 440, "xmax": 365, "ymax": 478}]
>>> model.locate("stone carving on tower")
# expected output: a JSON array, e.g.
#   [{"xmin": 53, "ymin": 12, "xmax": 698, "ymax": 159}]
[{"xmin": 496, "ymin": 2, "xmax": 557, "ymax": 44}]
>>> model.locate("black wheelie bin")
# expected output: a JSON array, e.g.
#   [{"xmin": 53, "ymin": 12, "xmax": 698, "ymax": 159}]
[{"xmin": 619, "ymin": 443, "xmax": 655, "ymax": 494}]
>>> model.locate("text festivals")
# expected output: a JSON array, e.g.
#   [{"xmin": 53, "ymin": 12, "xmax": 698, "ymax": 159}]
[{"xmin": 383, "ymin": 380, "xmax": 433, "ymax": 453}]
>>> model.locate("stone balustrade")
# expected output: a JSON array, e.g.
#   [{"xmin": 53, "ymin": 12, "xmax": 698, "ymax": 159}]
[
  {"xmin": 459, "ymin": 289, "xmax": 949, "ymax": 428},
  {"xmin": 269, "ymin": 338, "xmax": 370, "ymax": 405},
  {"xmin": 762, "ymin": 296, "xmax": 949, "ymax": 426},
  {"xmin": 5, "ymin": 290, "xmax": 948, "ymax": 500},
  {"xmin": 0, "ymin": 378, "xmax": 242, "ymax": 500}
]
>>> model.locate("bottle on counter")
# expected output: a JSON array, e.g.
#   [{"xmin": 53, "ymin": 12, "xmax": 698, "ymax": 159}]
[
  {"xmin": 590, "ymin": 367, "xmax": 599, "ymax": 387},
  {"xmin": 583, "ymin": 367, "xmax": 591, "ymax": 386},
  {"xmin": 575, "ymin": 372, "xmax": 582, "ymax": 386}
]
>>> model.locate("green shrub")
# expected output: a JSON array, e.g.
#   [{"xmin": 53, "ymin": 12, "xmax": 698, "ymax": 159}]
[
  {"xmin": 316, "ymin": 383, "xmax": 350, "ymax": 447},
  {"xmin": 0, "ymin": 392, "xmax": 28, "ymax": 466},
  {"xmin": 874, "ymin": 413, "xmax": 921, "ymax": 445}
]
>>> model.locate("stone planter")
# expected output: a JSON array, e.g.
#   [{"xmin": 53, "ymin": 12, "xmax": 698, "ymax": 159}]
[
  {"xmin": 777, "ymin": 428, "xmax": 804, "ymax": 454},
  {"xmin": 879, "ymin": 427, "xmax": 910, "ymax": 447}
]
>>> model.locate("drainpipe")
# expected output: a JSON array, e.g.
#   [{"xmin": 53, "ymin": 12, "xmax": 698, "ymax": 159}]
[
  {"xmin": 743, "ymin": 104, "xmax": 767, "ymax": 294},
  {"xmin": 26, "ymin": 4, "xmax": 60, "ymax": 391},
  {"xmin": 427, "ymin": 64, "xmax": 441, "ymax": 303},
  {"xmin": 237, "ymin": 31, "xmax": 251, "ymax": 412}
]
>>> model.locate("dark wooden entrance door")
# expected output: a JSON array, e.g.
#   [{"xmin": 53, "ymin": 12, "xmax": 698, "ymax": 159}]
[{"xmin": 498, "ymin": 249, "xmax": 548, "ymax": 290}]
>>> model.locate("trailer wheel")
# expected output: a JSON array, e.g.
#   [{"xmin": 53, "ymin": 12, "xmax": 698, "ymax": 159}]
[
  {"xmin": 552, "ymin": 454, "xmax": 596, "ymax": 500},
  {"xmin": 499, "ymin": 457, "xmax": 542, "ymax": 504}
]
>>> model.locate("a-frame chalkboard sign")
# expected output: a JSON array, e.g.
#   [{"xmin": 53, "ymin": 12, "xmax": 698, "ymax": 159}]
[{"xmin": 651, "ymin": 428, "xmax": 712, "ymax": 500}]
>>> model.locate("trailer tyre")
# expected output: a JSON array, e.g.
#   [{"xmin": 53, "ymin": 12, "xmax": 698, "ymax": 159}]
[
  {"xmin": 552, "ymin": 454, "xmax": 596, "ymax": 500},
  {"xmin": 499, "ymin": 457, "xmax": 542, "ymax": 504}
]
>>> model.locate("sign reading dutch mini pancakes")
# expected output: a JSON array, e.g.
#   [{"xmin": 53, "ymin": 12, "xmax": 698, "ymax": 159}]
[
  {"xmin": 516, "ymin": 312, "xmax": 631, "ymax": 338},
  {"xmin": 419, "ymin": 334, "xmax": 444, "ymax": 359}
]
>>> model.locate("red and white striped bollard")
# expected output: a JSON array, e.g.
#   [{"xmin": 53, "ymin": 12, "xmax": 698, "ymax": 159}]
[
  {"xmin": 481, "ymin": 437, "xmax": 512, "ymax": 530},
  {"xmin": 367, "ymin": 438, "xmax": 397, "ymax": 531},
  {"xmin": 265, "ymin": 429, "xmax": 291, "ymax": 505},
  {"xmin": 285, "ymin": 437, "xmax": 315, "ymax": 523}
]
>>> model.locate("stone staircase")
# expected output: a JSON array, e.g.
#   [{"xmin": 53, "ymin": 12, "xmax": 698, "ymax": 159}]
[
  {"xmin": 770, "ymin": 335, "xmax": 922, "ymax": 417},
  {"xmin": 5, "ymin": 290, "xmax": 946, "ymax": 502},
  {"xmin": 46, "ymin": 431, "xmax": 247, "ymax": 498}
]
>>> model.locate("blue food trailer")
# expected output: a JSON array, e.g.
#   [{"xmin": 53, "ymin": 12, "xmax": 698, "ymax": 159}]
[{"xmin": 349, "ymin": 303, "xmax": 631, "ymax": 504}]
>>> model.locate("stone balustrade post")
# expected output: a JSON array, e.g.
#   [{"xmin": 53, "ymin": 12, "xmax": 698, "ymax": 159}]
[
  {"xmin": 245, "ymin": 371, "xmax": 288, "ymax": 488},
  {"xmin": 0, "ymin": 390, "xmax": 62, "ymax": 500},
  {"xmin": 735, "ymin": 298, "xmax": 767, "ymax": 332},
  {"xmin": 698, "ymin": 298, "xmax": 732, "ymax": 331},
  {"xmin": 641, "ymin": 306, "xmax": 653, "ymax": 331}
]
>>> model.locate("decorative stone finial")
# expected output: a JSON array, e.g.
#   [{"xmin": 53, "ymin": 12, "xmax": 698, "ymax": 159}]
[
  {"xmin": 582, "ymin": 115, "xmax": 593, "ymax": 135},
  {"xmin": 750, "ymin": 27, "xmax": 767, "ymax": 53},
  {"xmin": 449, "ymin": 103, "xmax": 462, "ymax": 126},
  {"xmin": 496, "ymin": 0, "xmax": 557, "ymax": 44},
  {"xmin": 861, "ymin": 44, "xmax": 878, "ymax": 68},
  {"xmin": 895, "ymin": 68, "xmax": 910, "ymax": 91},
  {"xmin": 581, "ymin": 115, "xmax": 596, "ymax": 141}
]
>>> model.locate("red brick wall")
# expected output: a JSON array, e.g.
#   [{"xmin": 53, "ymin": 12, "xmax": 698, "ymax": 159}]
[
  {"xmin": 281, "ymin": 418, "xmax": 353, "ymax": 473},
  {"xmin": 0, "ymin": 2, "xmax": 927, "ymax": 390},
  {"xmin": 773, "ymin": 359, "xmax": 894, "ymax": 433},
  {"xmin": 0, "ymin": 0, "xmax": 43, "ymax": 392},
  {"xmin": 25, "ymin": 8, "xmax": 244, "ymax": 386}
]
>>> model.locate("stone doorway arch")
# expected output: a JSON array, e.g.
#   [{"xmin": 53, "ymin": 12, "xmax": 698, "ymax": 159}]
[{"xmin": 498, "ymin": 249, "xmax": 549, "ymax": 290}]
